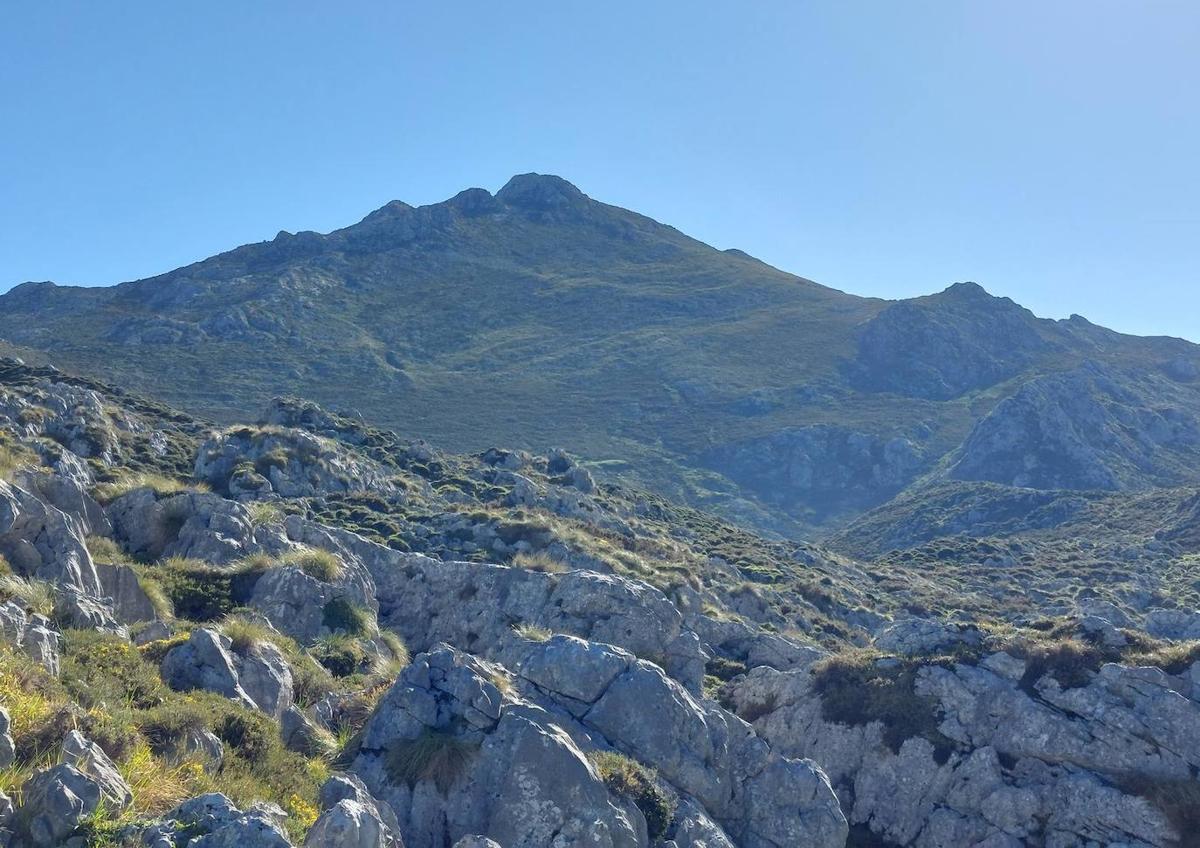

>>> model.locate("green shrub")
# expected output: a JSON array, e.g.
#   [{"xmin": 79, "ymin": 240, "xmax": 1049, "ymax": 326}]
[
  {"xmin": 61, "ymin": 630, "xmax": 167, "ymax": 711},
  {"xmin": 384, "ymin": 731, "xmax": 478, "ymax": 792},
  {"xmin": 312, "ymin": 635, "xmax": 369, "ymax": 678},
  {"xmin": 322, "ymin": 598, "xmax": 373, "ymax": 636},
  {"xmin": 588, "ymin": 751, "xmax": 676, "ymax": 841},
  {"xmin": 811, "ymin": 650, "xmax": 956, "ymax": 761}
]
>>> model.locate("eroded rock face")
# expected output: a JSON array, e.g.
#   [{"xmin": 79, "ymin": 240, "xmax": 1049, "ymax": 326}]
[
  {"xmin": 724, "ymin": 650, "xmax": 1200, "ymax": 847},
  {"xmin": 18, "ymin": 763, "xmax": 103, "ymax": 847},
  {"xmin": 338, "ymin": 541, "xmax": 706, "ymax": 693},
  {"xmin": 351, "ymin": 641, "xmax": 845, "ymax": 848},
  {"xmin": 106, "ymin": 487, "xmax": 289, "ymax": 564},
  {"xmin": 195, "ymin": 425, "xmax": 399, "ymax": 500},
  {"xmin": 0, "ymin": 479, "xmax": 101, "ymax": 597},
  {"xmin": 949, "ymin": 361, "xmax": 1200, "ymax": 491}
]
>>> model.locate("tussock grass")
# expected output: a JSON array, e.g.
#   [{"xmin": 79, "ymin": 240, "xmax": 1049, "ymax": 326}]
[
  {"xmin": 513, "ymin": 622, "xmax": 552, "ymax": 642},
  {"xmin": 92, "ymin": 472, "xmax": 208, "ymax": 504},
  {"xmin": 246, "ymin": 500, "xmax": 283, "ymax": 527},
  {"xmin": 0, "ymin": 574, "xmax": 56, "ymax": 616},
  {"xmin": 282, "ymin": 547, "xmax": 344, "ymax": 583},
  {"xmin": 511, "ymin": 551, "xmax": 569, "ymax": 573},
  {"xmin": 588, "ymin": 751, "xmax": 676, "ymax": 841},
  {"xmin": 384, "ymin": 731, "xmax": 478, "ymax": 792},
  {"xmin": 85, "ymin": 534, "xmax": 135, "ymax": 565},
  {"xmin": 0, "ymin": 434, "xmax": 35, "ymax": 482}
]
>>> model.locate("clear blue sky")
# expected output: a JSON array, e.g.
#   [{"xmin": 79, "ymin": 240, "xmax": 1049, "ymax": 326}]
[{"xmin": 2, "ymin": 2, "xmax": 1197, "ymax": 339}]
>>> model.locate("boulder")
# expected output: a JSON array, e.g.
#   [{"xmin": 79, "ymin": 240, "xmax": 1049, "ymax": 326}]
[
  {"xmin": 107, "ymin": 488, "xmax": 288, "ymax": 565},
  {"xmin": 305, "ymin": 799, "xmax": 402, "ymax": 848},
  {"xmin": 0, "ymin": 601, "xmax": 62, "ymax": 674},
  {"xmin": 161, "ymin": 628, "xmax": 258, "ymax": 710},
  {"xmin": 17, "ymin": 764, "xmax": 103, "ymax": 847},
  {"xmin": 95, "ymin": 561, "xmax": 160, "ymax": 623},
  {"xmin": 59, "ymin": 730, "xmax": 133, "ymax": 809}
]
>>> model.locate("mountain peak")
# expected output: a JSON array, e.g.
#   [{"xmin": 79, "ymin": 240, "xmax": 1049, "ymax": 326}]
[{"xmin": 496, "ymin": 173, "xmax": 588, "ymax": 210}]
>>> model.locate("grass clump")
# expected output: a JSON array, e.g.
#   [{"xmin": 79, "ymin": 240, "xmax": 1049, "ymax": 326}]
[
  {"xmin": 513, "ymin": 622, "xmax": 552, "ymax": 642},
  {"xmin": 246, "ymin": 500, "xmax": 283, "ymax": 527},
  {"xmin": 311, "ymin": 634, "xmax": 369, "ymax": 678},
  {"xmin": 85, "ymin": 534, "xmax": 135, "ymax": 565},
  {"xmin": 282, "ymin": 547, "xmax": 343, "ymax": 583},
  {"xmin": 0, "ymin": 434, "xmax": 36, "ymax": 481},
  {"xmin": 1117, "ymin": 773, "xmax": 1200, "ymax": 843},
  {"xmin": 0, "ymin": 574, "xmax": 56, "ymax": 616},
  {"xmin": 588, "ymin": 751, "xmax": 676, "ymax": 841},
  {"xmin": 810, "ymin": 649, "xmax": 956, "ymax": 762},
  {"xmin": 154, "ymin": 557, "xmax": 266, "ymax": 622},
  {"xmin": 384, "ymin": 731, "xmax": 478, "ymax": 792},
  {"xmin": 322, "ymin": 598, "xmax": 373, "ymax": 637},
  {"xmin": 92, "ymin": 472, "xmax": 207, "ymax": 505},
  {"xmin": 511, "ymin": 551, "xmax": 569, "ymax": 573}
]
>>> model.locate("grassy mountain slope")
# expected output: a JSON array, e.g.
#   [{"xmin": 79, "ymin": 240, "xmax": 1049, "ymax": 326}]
[{"xmin": 5, "ymin": 174, "xmax": 1200, "ymax": 536}]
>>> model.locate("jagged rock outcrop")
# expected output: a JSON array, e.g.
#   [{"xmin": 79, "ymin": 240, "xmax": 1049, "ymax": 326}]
[
  {"xmin": 0, "ymin": 600, "xmax": 62, "ymax": 673},
  {"xmin": 106, "ymin": 487, "xmax": 289, "ymax": 564},
  {"xmin": 0, "ymin": 478, "xmax": 101, "ymax": 597},
  {"xmin": 195, "ymin": 425, "xmax": 399, "ymax": 499},
  {"xmin": 141, "ymin": 794, "xmax": 295, "ymax": 848},
  {"xmin": 351, "ymin": 641, "xmax": 846, "ymax": 848},
  {"xmin": 950, "ymin": 361, "xmax": 1200, "ymax": 491},
  {"xmin": 724, "ymin": 648, "xmax": 1200, "ymax": 847}
]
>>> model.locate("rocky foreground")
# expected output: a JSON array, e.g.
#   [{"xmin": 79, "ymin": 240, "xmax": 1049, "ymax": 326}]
[{"xmin": 1, "ymin": 359, "xmax": 1199, "ymax": 847}]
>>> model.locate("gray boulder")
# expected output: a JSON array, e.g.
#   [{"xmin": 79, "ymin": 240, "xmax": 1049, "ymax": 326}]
[
  {"xmin": 305, "ymin": 799, "xmax": 402, "ymax": 848},
  {"xmin": 162, "ymin": 628, "xmax": 295, "ymax": 717},
  {"xmin": 17, "ymin": 764, "xmax": 103, "ymax": 847},
  {"xmin": 873, "ymin": 618, "xmax": 984, "ymax": 656},
  {"xmin": 59, "ymin": 730, "xmax": 133, "ymax": 809},
  {"xmin": 0, "ymin": 479, "xmax": 101, "ymax": 597},
  {"xmin": 106, "ymin": 487, "xmax": 288, "ymax": 565},
  {"xmin": 95, "ymin": 560, "xmax": 160, "ymax": 623}
]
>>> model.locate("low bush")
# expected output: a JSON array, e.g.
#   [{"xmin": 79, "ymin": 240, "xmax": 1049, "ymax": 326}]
[
  {"xmin": 811, "ymin": 649, "xmax": 956, "ymax": 761},
  {"xmin": 588, "ymin": 751, "xmax": 676, "ymax": 841},
  {"xmin": 322, "ymin": 598, "xmax": 374, "ymax": 637}
]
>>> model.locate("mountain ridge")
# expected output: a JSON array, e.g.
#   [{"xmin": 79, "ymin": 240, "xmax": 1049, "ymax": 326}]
[{"xmin": 4, "ymin": 173, "xmax": 1200, "ymax": 539}]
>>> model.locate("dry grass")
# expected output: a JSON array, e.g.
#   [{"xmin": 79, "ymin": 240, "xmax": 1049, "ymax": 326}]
[
  {"xmin": 246, "ymin": 500, "xmax": 284, "ymax": 527},
  {"xmin": 92, "ymin": 472, "xmax": 208, "ymax": 504},
  {"xmin": 0, "ymin": 574, "xmax": 56, "ymax": 616},
  {"xmin": 282, "ymin": 547, "xmax": 344, "ymax": 583},
  {"xmin": 511, "ymin": 551, "xmax": 569, "ymax": 573},
  {"xmin": 513, "ymin": 622, "xmax": 553, "ymax": 642},
  {"xmin": 384, "ymin": 731, "xmax": 478, "ymax": 792}
]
